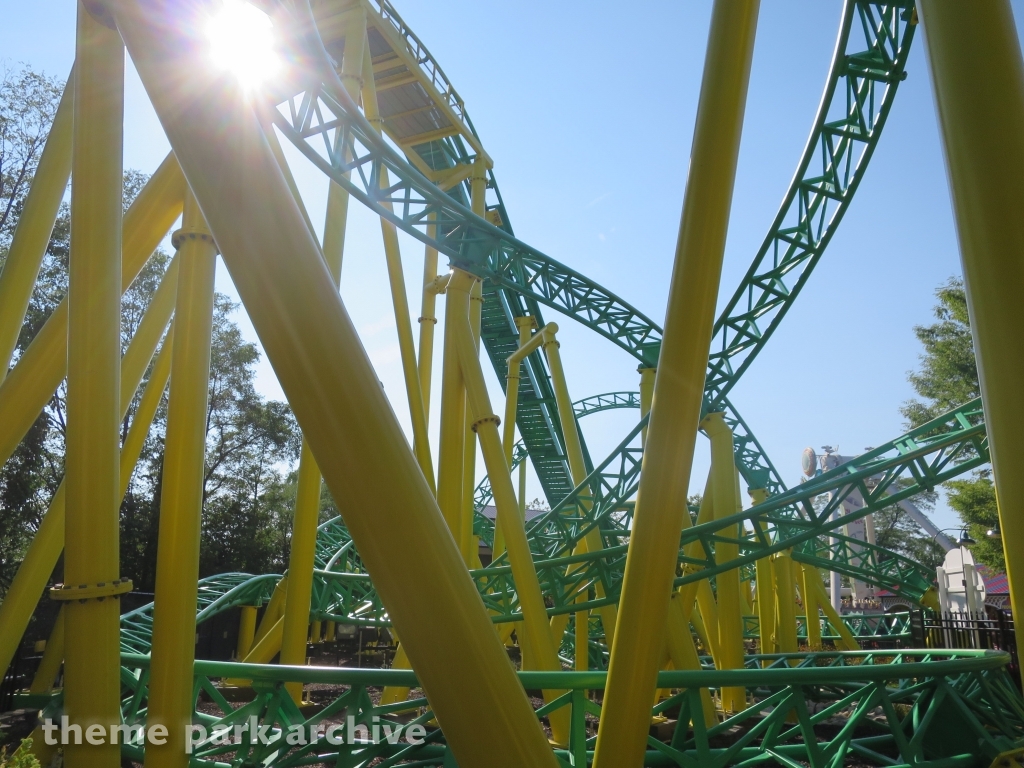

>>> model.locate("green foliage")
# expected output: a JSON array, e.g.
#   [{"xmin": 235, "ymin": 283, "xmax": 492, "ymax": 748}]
[
  {"xmin": 0, "ymin": 66, "xmax": 63, "ymax": 248},
  {"xmin": 0, "ymin": 66, "xmax": 305, "ymax": 599},
  {"xmin": 0, "ymin": 739, "xmax": 40, "ymax": 768},
  {"xmin": 901, "ymin": 278, "xmax": 980, "ymax": 429},
  {"xmin": 947, "ymin": 474, "xmax": 1003, "ymax": 571},
  {"xmin": 873, "ymin": 501, "xmax": 945, "ymax": 572},
  {"xmin": 903, "ymin": 277, "xmax": 1001, "ymax": 571}
]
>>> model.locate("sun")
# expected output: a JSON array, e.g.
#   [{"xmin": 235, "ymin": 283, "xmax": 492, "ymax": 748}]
[{"xmin": 205, "ymin": 0, "xmax": 280, "ymax": 91}]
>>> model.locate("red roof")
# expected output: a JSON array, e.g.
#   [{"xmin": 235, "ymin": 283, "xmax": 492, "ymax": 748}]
[{"xmin": 976, "ymin": 564, "xmax": 1009, "ymax": 594}]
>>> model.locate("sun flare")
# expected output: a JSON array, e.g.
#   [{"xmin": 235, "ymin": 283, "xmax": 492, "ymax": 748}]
[{"xmin": 205, "ymin": 0, "xmax": 280, "ymax": 90}]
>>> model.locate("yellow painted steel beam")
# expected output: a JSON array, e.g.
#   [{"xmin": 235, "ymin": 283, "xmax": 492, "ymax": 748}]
[
  {"xmin": 320, "ymin": 4, "xmax": 363, "ymax": 278},
  {"xmin": 808, "ymin": 574, "xmax": 858, "ymax": 651},
  {"xmin": 918, "ymin": 0, "xmax": 1024, "ymax": 688},
  {"xmin": 280, "ymin": 5, "xmax": 362, "ymax": 705},
  {"xmin": 543, "ymin": 329, "xmax": 617, "ymax": 647},
  {"xmin": 437, "ymin": 271, "xmax": 469, "ymax": 537},
  {"xmin": 502, "ymin": 317, "xmax": 544, "ymax": 463},
  {"xmin": 416, "ymin": 222, "xmax": 441, "ymax": 427},
  {"xmin": 494, "ymin": 316, "xmax": 540, "ymax": 561},
  {"xmin": 253, "ymin": 575, "xmax": 287, "ymax": 649},
  {"xmin": 0, "ymin": 261, "xmax": 176, "ymax": 677},
  {"xmin": 460, "ymin": 279, "xmax": 484, "ymax": 563},
  {"xmin": 750, "ymin": 489, "xmax": 777, "ymax": 662},
  {"xmin": 145, "ymin": 194, "xmax": 218, "ymax": 768},
  {"xmin": 0, "ymin": 74, "xmax": 74, "ymax": 378},
  {"xmin": 236, "ymin": 607, "xmax": 258, "ymax": 660},
  {"xmin": 361, "ymin": 38, "xmax": 434, "ymax": 491},
  {"xmin": 281, "ymin": 440, "xmax": 323, "ymax": 703},
  {"xmin": 800, "ymin": 564, "xmax": 822, "ymax": 651},
  {"xmin": 703, "ymin": 413, "xmax": 746, "ymax": 711},
  {"xmin": 114, "ymin": 4, "xmax": 559, "ymax": 763},
  {"xmin": 772, "ymin": 551, "xmax": 798, "ymax": 659},
  {"xmin": 452, "ymin": 273, "xmax": 568, "ymax": 745},
  {"xmin": 0, "ymin": 152, "xmax": 184, "ymax": 471},
  {"xmin": 244, "ymin": 617, "xmax": 283, "ymax": 664},
  {"xmin": 665, "ymin": 593, "xmax": 715, "ymax": 728},
  {"xmin": 592, "ymin": 0, "xmax": 759, "ymax": 761},
  {"xmin": 639, "ymin": 366, "xmax": 655, "ymax": 447},
  {"xmin": 29, "ymin": 607, "xmax": 65, "ymax": 695},
  {"xmin": 63, "ymin": 7, "xmax": 124, "ymax": 767}
]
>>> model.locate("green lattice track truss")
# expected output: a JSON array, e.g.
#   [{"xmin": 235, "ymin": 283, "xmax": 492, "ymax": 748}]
[{"xmin": 10, "ymin": 2, "xmax": 1022, "ymax": 767}]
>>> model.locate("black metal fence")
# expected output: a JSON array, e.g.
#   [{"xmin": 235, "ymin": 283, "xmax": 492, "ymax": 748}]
[{"xmin": 910, "ymin": 609, "xmax": 1018, "ymax": 684}]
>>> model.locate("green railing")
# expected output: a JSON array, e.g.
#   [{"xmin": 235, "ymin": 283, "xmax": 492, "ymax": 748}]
[{"xmin": 103, "ymin": 650, "xmax": 1024, "ymax": 768}]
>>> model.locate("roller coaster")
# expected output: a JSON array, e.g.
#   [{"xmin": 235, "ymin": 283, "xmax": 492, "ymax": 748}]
[{"xmin": 2, "ymin": 1, "xmax": 1024, "ymax": 767}]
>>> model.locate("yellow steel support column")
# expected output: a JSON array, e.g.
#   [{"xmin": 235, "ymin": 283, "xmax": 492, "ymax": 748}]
[
  {"xmin": 0, "ymin": 240, "xmax": 174, "ymax": 684},
  {"xmin": 320, "ymin": 3, "xmax": 363, "ymax": 275},
  {"xmin": 773, "ymin": 551, "xmax": 798, "ymax": 661},
  {"xmin": 63, "ymin": 7, "xmax": 124, "ymax": 767},
  {"xmin": 702, "ymin": 413, "xmax": 746, "ymax": 712},
  {"xmin": 918, "ymin": 1, "xmax": 1024, "ymax": 687},
  {"xmin": 493, "ymin": 304, "xmax": 539, "ymax": 559},
  {"xmin": 460, "ymin": 279, "xmax": 484, "ymax": 563},
  {"xmin": 639, "ymin": 366, "xmax": 656, "ymax": 447},
  {"xmin": 665, "ymin": 593, "xmax": 716, "ymax": 728},
  {"xmin": 243, "ymin": 619, "xmax": 284, "ymax": 664},
  {"xmin": 361, "ymin": 42, "xmax": 433, "ymax": 490},
  {"xmin": 237, "ymin": 606, "xmax": 258, "ymax": 660},
  {"xmin": 253, "ymin": 576, "xmax": 287, "ymax": 648},
  {"xmin": 543, "ymin": 328, "xmax": 617, "ymax": 645},
  {"xmin": 749, "ymin": 488, "xmax": 777, "ymax": 661},
  {"xmin": 311, "ymin": 620, "xmax": 322, "ymax": 644},
  {"xmin": 437, "ymin": 272, "xmax": 469, "ymax": 538},
  {"xmin": 492, "ymin": 315, "xmax": 538, "ymax": 561},
  {"xmin": 800, "ymin": 564, "xmax": 822, "ymax": 651},
  {"xmin": 278, "ymin": 17, "xmax": 355, "ymax": 695},
  {"xmin": 502, "ymin": 316, "xmax": 538, "ymax": 463},
  {"xmin": 29, "ymin": 607, "xmax": 65, "ymax": 695},
  {"xmin": 0, "ymin": 153, "xmax": 184, "ymax": 470},
  {"xmin": 452, "ymin": 287, "xmax": 569, "ymax": 744},
  {"xmin": 146, "ymin": 194, "xmax": 218, "ymax": 768},
  {"xmin": 281, "ymin": 440, "xmax": 323, "ymax": 703},
  {"xmin": 114, "ymin": 4, "xmax": 559, "ymax": 763},
  {"xmin": 592, "ymin": 0, "xmax": 758, "ymax": 759},
  {"xmin": 325, "ymin": 621, "xmax": 336, "ymax": 643},
  {"xmin": 417, "ymin": 222, "xmax": 440, "ymax": 423},
  {"xmin": 0, "ymin": 75, "xmax": 73, "ymax": 377},
  {"xmin": 808, "ymin": 575, "xmax": 858, "ymax": 651}
]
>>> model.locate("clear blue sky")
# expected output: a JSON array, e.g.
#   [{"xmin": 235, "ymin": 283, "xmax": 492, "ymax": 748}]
[{"xmin": 5, "ymin": 1, "xmax": 1019, "ymax": 531}]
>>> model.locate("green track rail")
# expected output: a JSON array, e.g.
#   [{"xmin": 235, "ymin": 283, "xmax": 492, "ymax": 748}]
[{"xmin": 101, "ymin": 650, "xmax": 1024, "ymax": 768}]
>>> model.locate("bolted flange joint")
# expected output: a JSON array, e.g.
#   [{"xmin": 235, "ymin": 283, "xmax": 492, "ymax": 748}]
[
  {"xmin": 470, "ymin": 415, "xmax": 500, "ymax": 433},
  {"xmin": 50, "ymin": 577, "xmax": 133, "ymax": 603},
  {"xmin": 172, "ymin": 227, "xmax": 219, "ymax": 254}
]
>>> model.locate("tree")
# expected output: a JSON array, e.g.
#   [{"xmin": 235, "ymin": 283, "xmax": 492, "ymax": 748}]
[
  {"xmin": 901, "ymin": 278, "xmax": 980, "ymax": 427},
  {"xmin": 0, "ymin": 67, "xmax": 305, "ymax": 598},
  {"xmin": 0, "ymin": 67, "xmax": 64, "ymax": 595},
  {"xmin": 0, "ymin": 66, "xmax": 63, "ymax": 248},
  {"xmin": 872, "ymin": 502, "xmax": 945, "ymax": 572},
  {"xmin": 902, "ymin": 277, "xmax": 1002, "ymax": 571}
]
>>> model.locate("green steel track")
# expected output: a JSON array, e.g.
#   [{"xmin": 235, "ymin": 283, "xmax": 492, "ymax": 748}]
[
  {"xmin": 271, "ymin": 0, "xmax": 916, "ymax": 500},
  {"xmin": 100, "ymin": 650, "xmax": 1024, "ymax": 768},
  {"xmin": 114, "ymin": 0, "xmax": 945, "ymax": 652}
]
